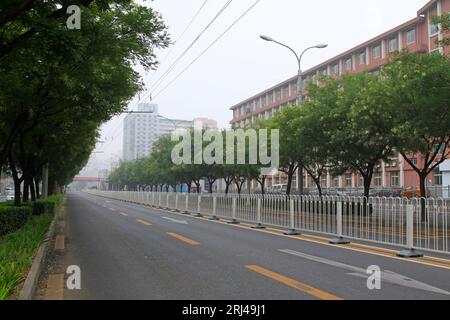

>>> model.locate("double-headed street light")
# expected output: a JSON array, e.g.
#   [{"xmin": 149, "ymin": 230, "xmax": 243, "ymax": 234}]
[
  {"xmin": 260, "ymin": 35, "xmax": 327, "ymax": 104},
  {"xmin": 260, "ymin": 35, "xmax": 328, "ymax": 195}
]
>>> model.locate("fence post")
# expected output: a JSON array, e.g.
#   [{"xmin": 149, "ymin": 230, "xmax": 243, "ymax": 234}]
[
  {"xmin": 330, "ymin": 202, "xmax": 350, "ymax": 244},
  {"xmin": 183, "ymin": 195, "xmax": 189, "ymax": 214},
  {"xmin": 166, "ymin": 193, "xmax": 169, "ymax": 209},
  {"xmin": 192, "ymin": 195, "xmax": 203, "ymax": 217},
  {"xmin": 252, "ymin": 198, "xmax": 265, "ymax": 229},
  {"xmin": 228, "ymin": 197, "xmax": 240, "ymax": 224},
  {"xmin": 398, "ymin": 204, "xmax": 423, "ymax": 258},
  {"xmin": 209, "ymin": 196, "xmax": 219, "ymax": 220},
  {"xmin": 175, "ymin": 194, "xmax": 179, "ymax": 211},
  {"xmin": 284, "ymin": 199, "xmax": 300, "ymax": 235}
]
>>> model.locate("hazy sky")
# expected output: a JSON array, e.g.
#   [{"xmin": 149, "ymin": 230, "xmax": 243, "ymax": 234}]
[{"xmin": 85, "ymin": 0, "xmax": 429, "ymax": 175}]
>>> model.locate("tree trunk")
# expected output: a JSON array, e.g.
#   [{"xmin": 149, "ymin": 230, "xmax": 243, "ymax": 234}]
[
  {"xmin": 35, "ymin": 178, "xmax": 40, "ymax": 199},
  {"xmin": 14, "ymin": 179, "xmax": 21, "ymax": 206},
  {"xmin": 194, "ymin": 181, "xmax": 201, "ymax": 193},
  {"xmin": 23, "ymin": 177, "xmax": 30, "ymax": 202},
  {"xmin": 9, "ymin": 154, "xmax": 23, "ymax": 206},
  {"xmin": 207, "ymin": 178, "xmax": 216, "ymax": 194},
  {"xmin": 362, "ymin": 168, "xmax": 374, "ymax": 216},
  {"xmin": 208, "ymin": 182, "xmax": 213, "ymax": 194},
  {"xmin": 258, "ymin": 176, "xmax": 267, "ymax": 195},
  {"xmin": 286, "ymin": 167, "xmax": 295, "ymax": 196},
  {"xmin": 419, "ymin": 173, "xmax": 427, "ymax": 222},
  {"xmin": 224, "ymin": 177, "xmax": 233, "ymax": 195},
  {"xmin": 235, "ymin": 179, "xmax": 245, "ymax": 195},
  {"xmin": 363, "ymin": 175, "xmax": 372, "ymax": 199},
  {"xmin": 30, "ymin": 178, "xmax": 36, "ymax": 201}
]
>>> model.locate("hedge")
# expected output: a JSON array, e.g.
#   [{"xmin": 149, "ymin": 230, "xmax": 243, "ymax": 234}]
[
  {"xmin": 28, "ymin": 194, "xmax": 63, "ymax": 216},
  {"xmin": 0, "ymin": 207, "xmax": 32, "ymax": 237}
]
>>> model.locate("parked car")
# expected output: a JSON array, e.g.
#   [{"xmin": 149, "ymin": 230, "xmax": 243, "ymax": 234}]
[
  {"xmin": 267, "ymin": 184, "xmax": 287, "ymax": 194},
  {"xmin": 401, "ymin": 187, "xmax": 431, "ymax": 198},
  {"xmin": 370, "ymin": 188, "xmax": 402, "ymax": 198}
]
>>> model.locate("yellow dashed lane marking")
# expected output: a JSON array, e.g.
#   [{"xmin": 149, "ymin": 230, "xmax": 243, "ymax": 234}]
[
  {"xmin": 136, "ymin": 219, "xmax": 152, "ymax": 226},
  {"xmin": 44, "ymin": 274, "xmax": 64, "ymax": 300},
  {"xmin": 54, "ymin": 235, "xmax": 65, "ymax": 251},
  {"xmin": 167, "ymin": 232, "xmax": 200, "ymax": 245},
  {"xmin": 98, "ymin": 201, "xmax": 450, "ymax": 270},
  {"xmin": 246, "ymin": 265, "xmax": 342, "ymax": 300}
]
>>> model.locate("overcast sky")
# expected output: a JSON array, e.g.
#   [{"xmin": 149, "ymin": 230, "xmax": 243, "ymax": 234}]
[{"xmin": 84, "ymin": 0, "xmax": 429, "ymax": 175}]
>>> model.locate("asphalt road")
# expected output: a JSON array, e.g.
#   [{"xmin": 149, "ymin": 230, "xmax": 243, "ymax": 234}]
[{"xmin": 46, "ymin": 192, "xmax": 450, "ymax": 300}]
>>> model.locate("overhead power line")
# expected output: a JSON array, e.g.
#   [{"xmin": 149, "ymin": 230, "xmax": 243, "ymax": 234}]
[
  {"xmin": 147, "ymin": 0, "xmax": 210, "ymax": 85},
  {"xmin": 153, "ymin": 0, "xmax": 262, "ymax": 100},
  {"xmin": 146, "ymin": 0, "xmax": 234, "ymax": 97}
]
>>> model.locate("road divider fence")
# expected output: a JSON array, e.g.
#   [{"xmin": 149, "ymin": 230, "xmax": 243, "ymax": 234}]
[{"xmin": 86, "ymin": 191, "xmax": 449, "ymax": 256}]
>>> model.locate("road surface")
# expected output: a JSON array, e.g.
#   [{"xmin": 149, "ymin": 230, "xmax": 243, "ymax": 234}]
[{"xmin": 36, "ymin": 192, "xmax": 450, "ymax": 300}]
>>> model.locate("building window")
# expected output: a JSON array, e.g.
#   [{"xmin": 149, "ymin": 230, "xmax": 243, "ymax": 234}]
[
  {"xmin": 344, "ymin": 58, "xmax": 352, "ymax": 71},
  {"xmin": 388, "ymin": 38, "xmax": 398, "ymax": 53},
  {"xmin": 276, "ymin": 89, "xmax": 282, "ymax": 101},
  {"xmin": 332, "ymin": 63, "xmax": 339, "ymax": 76},
  {"xmin": 283, "ymin": 86, "xmax": 290, "ymax": 98},
  {"xmin": 345, "ymin": 174, "xmax": 352, "ymax": 188},
  {"xmin": 391, "ymin": 171, "xmax": 399, "ymax": 187},
  {"xmin": 358, "ymin": 176, "xmax": 364, "ymax": 187},
  {"xmin": 333, "ymin": 176, "xmax": 340, "ymax": 188},
  {"xmin": 291, "ymin": 83, "xmax": 297, "ymax": 95},
  {"xmin": 321, "ymin": 175, "xmax": 328, "ymax": 188},
  {"xmin": 434, "ymin": 170, "xmax": 443, "ymax": 186},
  {"xmin": 373, "ymin": 45, "xmax": 381, "ymax": 59},
  {"xmin": 406, "ymin": 29, "xmax": 416, "ymax": 44},
  {"xmin": 359, "ymin": 51, "xmax": 366, "ymax": 65},
  {"xmin": 374, "ymin": 172, "xmax": 382, "ymax": 187},
  {"xmin": 430, "ymin": 19, "xmax": 439, "ymax": 36}
]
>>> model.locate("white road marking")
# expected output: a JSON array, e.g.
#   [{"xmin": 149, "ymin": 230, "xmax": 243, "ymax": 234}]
[
  {"xmin": 279, "ymin": 249, "xmax": 450, "ymax": 296},
  {"xmin": 162, "ymin": 217, "xmax": 188, "ymax": 225}
]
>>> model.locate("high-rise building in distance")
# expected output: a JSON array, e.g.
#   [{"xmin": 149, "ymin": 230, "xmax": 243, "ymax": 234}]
[{"xmin": 123, "ymin": 103, "xmax": 217, "ymax": 161}]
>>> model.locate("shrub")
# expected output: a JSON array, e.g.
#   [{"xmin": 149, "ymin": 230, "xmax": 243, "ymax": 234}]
[
  {"xmin": 32, "ymin": 200, "xmax": 48, "ymax": 216},
  {"xmin": 0, "ymin": 207, "xmax": 32, "ymax": 237},
  {"xmin": 0, "ymin": 212, "xmax": 53, "ymax": 299},
  {"xmin": 29, "ymin": 194, "xmax": 63, "ymax": 215}
]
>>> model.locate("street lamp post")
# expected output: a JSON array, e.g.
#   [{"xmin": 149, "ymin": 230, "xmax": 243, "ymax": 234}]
[{"xmin": 260, "ymin": 35, "xmax": 327, "ymax": 195}]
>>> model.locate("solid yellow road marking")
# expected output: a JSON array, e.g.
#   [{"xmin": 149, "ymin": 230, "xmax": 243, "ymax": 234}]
[
  {"xmin": 167, "ymin": 232, "xmax": 200, "ymax": 246},
  {"xmin": 54, "ymin": 235, "xmax": 65, "ymax": 251},
  {"xmin": 246, "ymin": 265, "xmax": 342, "ymax": 300},
  {"xmin": 44, "ymin": 274, "xmax": 64, "ymax": 300},
  {"xmin": 136, "ymin": 219, "xmax": 152, "ymax": 226},
  {"xmin": 119, "ymin": 212, "xmax": 129, "ymax": 217}
]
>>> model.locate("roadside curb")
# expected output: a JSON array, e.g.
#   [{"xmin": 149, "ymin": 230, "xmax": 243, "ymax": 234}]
[{"xmin": 18, "ymin": 198, "xmax": 65, "ymax": 300}]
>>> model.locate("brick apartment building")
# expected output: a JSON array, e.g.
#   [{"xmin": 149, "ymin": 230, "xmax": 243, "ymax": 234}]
[{"xmin": 229, "ymin": 0, "xmax": 450, "ymax": 194}]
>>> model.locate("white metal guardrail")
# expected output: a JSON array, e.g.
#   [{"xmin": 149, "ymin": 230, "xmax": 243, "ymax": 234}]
[{"xmin": 86, "ymin": 191, "xmax": 450, "ymax": 256}]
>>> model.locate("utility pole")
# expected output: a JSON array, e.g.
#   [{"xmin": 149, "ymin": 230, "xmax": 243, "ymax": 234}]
[{"xmin": 260, "ymin": 35, "xmax": 327, "ymax": 195}]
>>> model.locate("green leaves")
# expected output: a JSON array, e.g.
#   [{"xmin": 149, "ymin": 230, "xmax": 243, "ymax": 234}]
[{"xmin": 0, "ymin": 1, "xmax": 171, "ymax": 196}]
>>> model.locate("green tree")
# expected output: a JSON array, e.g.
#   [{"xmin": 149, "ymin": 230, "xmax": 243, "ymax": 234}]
[
  {"xmin": 383, "ymin": 51, "xmax": 450, "ymax": 203},
  {"xmin": 265, "ymin": 107, "xmax": 302, "ymax": 195}
]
